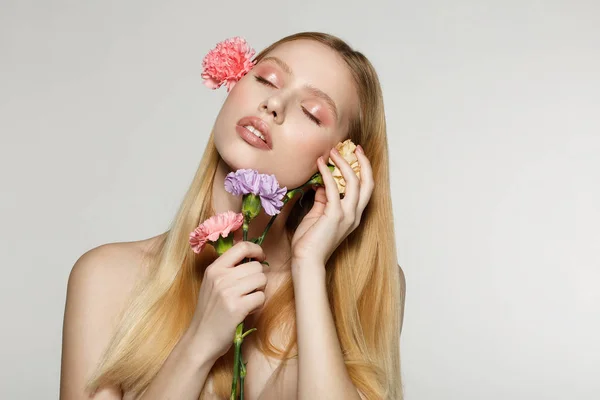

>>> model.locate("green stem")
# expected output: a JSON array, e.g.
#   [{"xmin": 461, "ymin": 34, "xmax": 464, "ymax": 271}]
[
  {"xmin": 242, "ymin": 216, "xmax": 250, "ymax": 263},
  {"xmin": 240, "ymin": 360, "xmax": 248, "ymax": 400},
  {"xmin": 243, "ymin": 219, "xmax": 249, "ymax": 242},
  {"xmin": 230, "ymin": 323, "xmax": 244, "ymax": 400},
  {"xmin": 230, "ymin": 217, "xmax": 255, "ymax": 399},
  {"xmin": 241, "ymin": 328, "xmax": 257, "ymax": 340}
]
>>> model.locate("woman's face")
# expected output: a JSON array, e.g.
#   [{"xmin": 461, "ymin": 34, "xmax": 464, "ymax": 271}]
[{"xmin": 213, "ymin": 39, "xmax": 359, "ymax": 190}]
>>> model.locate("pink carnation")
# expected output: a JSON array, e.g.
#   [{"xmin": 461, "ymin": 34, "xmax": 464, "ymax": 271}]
[
  {"xmin": 189, "ymin": 210, "xmax": 243, "ymax": 254},
  {"xmin": 201, "ymin": 37, "xmax": 256, "ymax": 92}
]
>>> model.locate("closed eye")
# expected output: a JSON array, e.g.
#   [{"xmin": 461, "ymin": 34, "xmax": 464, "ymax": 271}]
[
  {"xmin": 302, "ymin": 107, "xmax": 321, "ymax": 126},
  {"xmin": 254, "ymin": 75, "xmax": 276, "ymax": 87},
  {"xmin": 254, "ymin": 75, "xmax": 322, "ymax": 126}
]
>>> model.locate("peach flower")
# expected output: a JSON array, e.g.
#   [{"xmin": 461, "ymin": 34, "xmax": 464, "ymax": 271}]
[{"xmin": 328, "ymin": 139, "xmax": 361, "ymax": 195}]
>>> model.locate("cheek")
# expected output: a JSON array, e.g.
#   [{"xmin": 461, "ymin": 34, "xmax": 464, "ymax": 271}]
[
  {"xmin": 214, "ymin": 80, "xmax": 259, "ymax": 141},
  {"xmin": 224, "ymin": 81, "xmax": 256, "ymax": 111},
  {"xmin": 283, "ymin": 132, "xmax": 331, "ymax": 168},
  {"xmin": 276, "ymin": 136, "xmax": 331, "ymax": 189}
]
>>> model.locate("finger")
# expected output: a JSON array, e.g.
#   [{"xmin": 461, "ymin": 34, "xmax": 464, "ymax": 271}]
[
  {"xmin": 233, "ymin": 272, "xmax": 268, "ymax": 296},
  {"xmin": 354, "ymin": 145, "xmax": 374, "ymax": 213},
  {"xmin": 244, "ymin": 290, "xmax": 266, "ymax": 315},
  {"xmin": 317, "ymin": 155, "xmax": 341, "ymax": 209},
  {"xmin": 228, "ymin": 261, "xmax": 269, "ymax": 281},
  {"xmin": 329, "ymin": 148, "xmax": 359, "ymax": 210},
  {"xmin": 310, "ymin": 186, "xmax": 327, "ymax": 215},
  {"xmin": 218, "ymin": 241, "xmax": 266, "ymax": 268}
]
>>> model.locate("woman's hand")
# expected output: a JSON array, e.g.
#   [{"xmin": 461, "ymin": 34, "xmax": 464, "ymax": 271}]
[
  {"xmin": 290, "ymin": 145, "xmax": 374, "ymax": 267},
  {"xmin": 189, "ymin": 241, "xmax": 268, "ymax": 362}
]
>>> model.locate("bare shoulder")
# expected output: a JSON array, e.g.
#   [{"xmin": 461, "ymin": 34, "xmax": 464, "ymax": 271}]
[
  {"xmin": 68, "ymin": 234, "xmax": 163, "ymax": 293},
  {"xmin": 60, "ymin": 233, "xmax": 166, "ymax": 399},
  {"xmin": 66, "ymin": 235, "xmax": 164, "ymax": 319}
]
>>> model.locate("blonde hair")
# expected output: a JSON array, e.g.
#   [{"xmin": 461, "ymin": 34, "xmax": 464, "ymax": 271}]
[{"xmin": 88, "ymin": 32, "xmax": 406, "ymax": 399}]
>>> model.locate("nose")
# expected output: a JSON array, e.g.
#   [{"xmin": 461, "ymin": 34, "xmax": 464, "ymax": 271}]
[{"xmin": 259, "ymin": 95, "xmax": 285, "ymax": 124}]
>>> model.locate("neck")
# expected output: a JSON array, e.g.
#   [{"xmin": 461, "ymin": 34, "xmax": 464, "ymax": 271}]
[{"xmin": 212, "ymin": 158, "xmax": 297, "ymax": 272}]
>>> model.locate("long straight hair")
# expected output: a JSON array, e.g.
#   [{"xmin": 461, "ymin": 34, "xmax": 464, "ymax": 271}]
[{"xmin": 88, "ymin": 32, "xmax": 406, "ymax": 399}]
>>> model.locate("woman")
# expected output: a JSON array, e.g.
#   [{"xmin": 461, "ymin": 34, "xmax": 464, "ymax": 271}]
[{"xmin": 60, "ymin": 31, "xmax": 406, "ymax": 400}]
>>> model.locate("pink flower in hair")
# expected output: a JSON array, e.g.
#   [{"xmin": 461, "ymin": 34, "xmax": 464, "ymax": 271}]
[
  {"xmin": 201, "ymin": 37, "xmax": 256, "ymax": 92},
  {"xmin": 189, "ymin": 210, "xmax": 243, "ymax": 254}
]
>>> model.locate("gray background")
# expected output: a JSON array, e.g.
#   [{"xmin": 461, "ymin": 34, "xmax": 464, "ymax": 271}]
[{"xmin": 1, "ymin": 0, "xmax": 598, "ymax": 399}]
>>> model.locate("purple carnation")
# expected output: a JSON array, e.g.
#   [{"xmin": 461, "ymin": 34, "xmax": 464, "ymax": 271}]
[{"xmin": 224, "ymin": 169, "xmax": 287, "ymax": 216}]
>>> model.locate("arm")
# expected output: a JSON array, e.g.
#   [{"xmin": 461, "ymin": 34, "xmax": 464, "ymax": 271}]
[
  {"xmin": 136, "ymin": 330, "xmax": 216, "ymax": 400},
  {"xmin": 60, "ymin": 243, "xmax": 218, "ymax": 400},
  {"xmin": 291, "ymin": 261, "xmax": 362, "ymax": 400},
  {"xmin": 287, "ymin": 145, "xmax": 378, "ymax": 399}
]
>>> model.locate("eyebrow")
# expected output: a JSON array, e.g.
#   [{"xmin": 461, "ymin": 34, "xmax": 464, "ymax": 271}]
[{"xmin": 260, "ymin": 56, "xmax": 339, "ymax": 121}]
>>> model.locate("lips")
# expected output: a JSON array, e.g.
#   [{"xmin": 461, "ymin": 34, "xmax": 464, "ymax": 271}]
[{"xmin": 236, "ymin": 116, "xmax": 272, "ymax": 149}]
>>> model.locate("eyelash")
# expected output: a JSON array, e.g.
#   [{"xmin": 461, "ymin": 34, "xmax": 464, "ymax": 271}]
[{"xmin": 254, "ymin": 75, "xmax": 322, "ymax": 126}]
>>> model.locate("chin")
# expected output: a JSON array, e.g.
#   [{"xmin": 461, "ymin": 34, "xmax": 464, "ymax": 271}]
[{"xmin": 217, "ymin": 144, "xmax": 263, "ymax": 173}]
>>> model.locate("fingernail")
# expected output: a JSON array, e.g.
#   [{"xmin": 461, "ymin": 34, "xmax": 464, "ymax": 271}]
[
  {"xmin": 356, "ymin": 145, "xmax": 364, "ymax": 154},
  {"xmin": 332, "ymin": 148, "xmax": 339, "ymax": 155}
]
